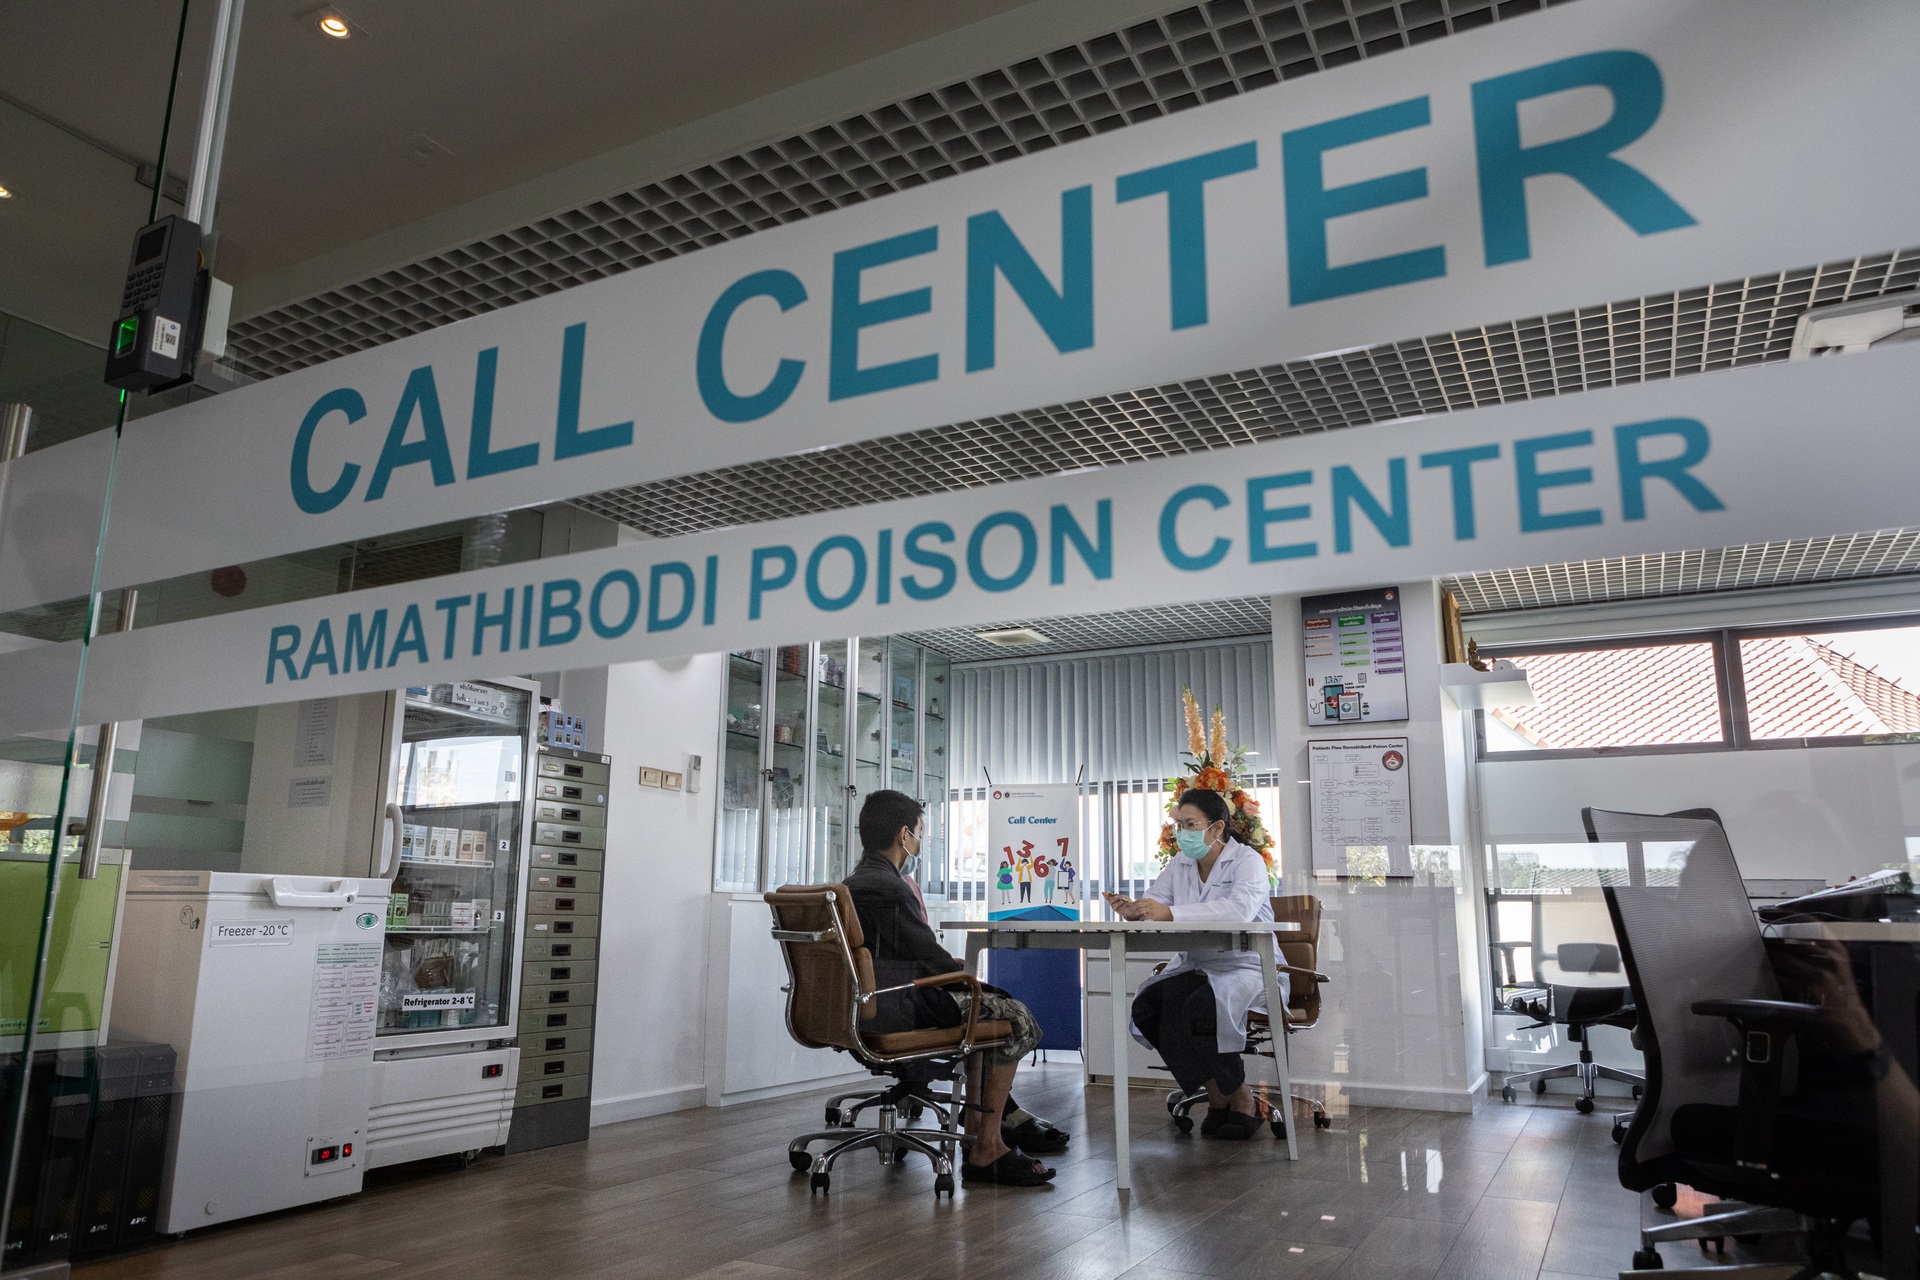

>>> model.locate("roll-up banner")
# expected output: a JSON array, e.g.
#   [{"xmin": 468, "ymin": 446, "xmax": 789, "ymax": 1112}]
[
  {"xmin": 9, "ymin": 0, "xmax": 1911, "ymax": 616},
  {"xmin": 8, "ymin": 344, "xmax": 1917, "ymax": 735}
]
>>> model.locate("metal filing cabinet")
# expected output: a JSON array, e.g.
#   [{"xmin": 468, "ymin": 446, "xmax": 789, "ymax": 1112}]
[{"xmin": 506, "ymin": 746, "xmax": 610, "ymax": 1152}]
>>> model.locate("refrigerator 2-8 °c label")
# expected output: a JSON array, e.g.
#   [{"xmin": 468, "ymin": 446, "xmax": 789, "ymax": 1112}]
[
  {"xmin": 208, "ymin": 917, "xmax": 295, "ymax": 945},
  {"xmin": 401, "ymin": 991, "xmax": 476, "ymax": 1013}
]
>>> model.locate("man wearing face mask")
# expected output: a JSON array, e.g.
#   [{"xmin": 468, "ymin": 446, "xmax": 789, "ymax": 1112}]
[
  {"xmin": 1105, "ymin": 787, "xmax": 1285, "ymax": 1140},
  {"xmin": 844, "ymin": 790, "xmax": 1070, "ymax": 1185}
]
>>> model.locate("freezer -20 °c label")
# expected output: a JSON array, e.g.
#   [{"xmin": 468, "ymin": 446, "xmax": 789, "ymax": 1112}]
[{"xmin": 208, "ymin": 917, "xmax": 295, "ymax": 945}]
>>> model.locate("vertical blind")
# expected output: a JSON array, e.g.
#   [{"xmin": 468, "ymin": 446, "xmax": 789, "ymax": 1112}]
[{"xmin": 950, "ymin": 639, "xmax": 1277, "ymax": 788}]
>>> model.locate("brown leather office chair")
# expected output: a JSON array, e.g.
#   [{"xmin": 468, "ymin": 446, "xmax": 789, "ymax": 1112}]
[
  {"xmin": 766, "ymin": 884, "xmax": 1015, "ymax": 1198},
  {"xmin": 1164, "ymin": 893, "xmax": 1334, "ymax": 1137}
]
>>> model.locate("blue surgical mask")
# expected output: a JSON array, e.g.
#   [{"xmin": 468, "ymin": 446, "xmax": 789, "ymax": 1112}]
[{"xmin": 1175, "ymin": 827, "xmax": 1212, "ymax": 859}]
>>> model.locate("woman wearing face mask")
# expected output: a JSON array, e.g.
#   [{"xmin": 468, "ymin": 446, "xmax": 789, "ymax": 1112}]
[{"xmin": 1104, "ymin": 787, "xmax": 1283, "ymax": 1140}]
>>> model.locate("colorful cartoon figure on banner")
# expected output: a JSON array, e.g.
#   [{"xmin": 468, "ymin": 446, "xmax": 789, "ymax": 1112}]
[
  {"xmin": 1157, "ymin": 687, "xmax": 1278, "ymax": 883},
  {"xmin": 995, "ymin": 858, "xmax": 1014, "ymax": 903},
  {"xmin": 1014, "ymin": 841, "xmax": 1034, "ymax": 901},
  {"xmin": 1032, "ymin": 851, "xmax": 1053, "ymax": 902},
  {"xmin": 1058, "ymin": 856, "xmax": 1076, "ymax": 900}
]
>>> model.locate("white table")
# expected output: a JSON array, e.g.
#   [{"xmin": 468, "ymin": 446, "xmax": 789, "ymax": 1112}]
[{"xmin": 940, "ymin": 916, "xmax": 1302, "ymax": 1193}]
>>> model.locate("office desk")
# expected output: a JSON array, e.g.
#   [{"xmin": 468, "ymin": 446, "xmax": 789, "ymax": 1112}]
[
  {"xmin": 940, "ymin": 917, "xmax": 1301, "ymax": 1193},
  {"xmin": 1765, "ymin": 920, "xmax": 1919, "ymax": 1280}
]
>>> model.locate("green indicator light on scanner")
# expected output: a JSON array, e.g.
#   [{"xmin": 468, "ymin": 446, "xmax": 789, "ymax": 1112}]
[{"xmin": 114, "ymin": 317, "xmax": 138, "ymax": 355}]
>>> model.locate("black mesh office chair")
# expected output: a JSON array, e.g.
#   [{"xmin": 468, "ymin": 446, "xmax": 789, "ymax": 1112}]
[
  {"xmin": 1499, "ymin": 940, "xmax": 1642, "ymax": 1114},
  {"xmin": 1587, "ymin": 807, "xmax": 1882, "ymax": 1277}
]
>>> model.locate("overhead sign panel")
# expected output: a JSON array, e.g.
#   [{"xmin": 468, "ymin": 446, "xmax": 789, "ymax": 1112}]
[
  {"xmin": 13, "ymin": 343, "xmax": 1917, "ymax": 735},
  {"xmin": 66, "ymin": 0, "xmax": 1920, "ymax": 609}
]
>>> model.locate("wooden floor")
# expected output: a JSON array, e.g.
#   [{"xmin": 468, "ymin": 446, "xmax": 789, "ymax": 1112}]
[{"xmin": 74, "ymin": 1065, "xmax": 1733, "ymax": 1280}]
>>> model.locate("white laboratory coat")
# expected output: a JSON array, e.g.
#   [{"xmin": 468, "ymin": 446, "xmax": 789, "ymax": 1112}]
[{"xmin": 1127, "ymin": 838, "xmax": 1287, "ymax": 1054}]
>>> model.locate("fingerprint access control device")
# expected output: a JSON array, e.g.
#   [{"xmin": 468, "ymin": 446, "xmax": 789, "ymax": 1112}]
[{"xmin": 104, "ymin": 215, "xmax": 208, "ymax": 393}]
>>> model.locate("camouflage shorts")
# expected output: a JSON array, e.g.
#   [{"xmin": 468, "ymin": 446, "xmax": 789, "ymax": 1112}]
[{"xmin": 951, "ymin": 989, "xmax": 1042, "ymax": 1064}]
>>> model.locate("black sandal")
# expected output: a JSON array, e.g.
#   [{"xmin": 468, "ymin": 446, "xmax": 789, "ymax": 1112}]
[
  {"xmin": 1199, "ymin": 1107, "xmax": 1228, "ymax": 1136},
  {"xmin": 961, "ymin": 1149, "xmax": 1057, "ymax": 1186},
  {"xmin": 1212, "ymin": 1102, "xmax": 1265, "ymax": 1141},
  {"xmin": 1003, "ymin": 1116, "xmax": 1070, "ymax": 1153}
]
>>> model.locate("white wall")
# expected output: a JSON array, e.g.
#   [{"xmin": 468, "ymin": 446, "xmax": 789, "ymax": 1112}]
[
  {"xmin": 586, "ymin": 653, "xmax": 726, "ymax": 1124},
  {"xmin": 1479, "ymin": 741, "xmax": 1920, "ymax": 882},
  {"xmin": 1270, "ymin": 582, "xmax": 1485, "ymax": 1111}
]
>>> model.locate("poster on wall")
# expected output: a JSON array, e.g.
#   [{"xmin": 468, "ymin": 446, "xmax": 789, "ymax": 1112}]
[
  {"xmin": 1302, "ymin": 588, "xmax": 1409, "ymax": 725},
  {"xmin": 1308, "ymin": 738, "xmax": 1413, "ymax": 879},
  {"xmin": 986, "ymin": 784, "xmax": 1082, "ymax": 921}
]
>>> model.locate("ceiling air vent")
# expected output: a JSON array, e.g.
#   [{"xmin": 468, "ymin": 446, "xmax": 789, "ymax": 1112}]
[
  {"xmin": 1789, "ymin": 291, "xmax": 1920, "ymax": 358},
  {"xmin": 973, "ymin": 627, "xmax": 1051, "ymax": 649}
]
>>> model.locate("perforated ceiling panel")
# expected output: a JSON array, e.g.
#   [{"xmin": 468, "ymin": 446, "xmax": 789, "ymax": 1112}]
[
  {"xmin": 227, "ymin": 0, "xmax": 1559, "ymax": 375},
  {"xmin": 908, "ymin": 596, "xmax": 1274, "ymax": 662},
  {"xmin": 911, "ymin": 530, "xmax": 1920, "ymax": 660},
  {"xmin": 1442, "ymin": 530, "xmax": 1920, "ymax": 615},
  {"xmin": 571, "ymin": 248, "xmax": 1920, "ymax": 537}
]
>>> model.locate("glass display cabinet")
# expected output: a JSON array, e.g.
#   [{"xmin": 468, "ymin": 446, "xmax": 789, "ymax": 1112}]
[
  {"xmin": 380, "ymin": 679, "xmax": 534, "ymax": 1041},
  {"xmin": 715, "ymin": 636, "xmax": 949, "ymax": 892}
]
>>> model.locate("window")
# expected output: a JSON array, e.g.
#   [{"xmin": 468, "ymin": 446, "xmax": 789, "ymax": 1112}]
[
  {"xmin": 1478, "ymin": 614, "xmax": 1920, "ymax": 759},
  {"xmin": 1482, "ymin": 640, "xmax": 1725, "ymax": 753},
  {"xmin": 943, "ymin": 776, "xmax": 1286, "ymax": 901},
  {"xmin": 1738, "ymin": 623, "xmax": 1920, "ymax": 743}
]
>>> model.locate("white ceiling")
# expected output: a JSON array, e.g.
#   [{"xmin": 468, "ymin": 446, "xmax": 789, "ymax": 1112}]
[{"xmin": 0, "ymin": 0, "xmax": 1041, "ymax": 334}]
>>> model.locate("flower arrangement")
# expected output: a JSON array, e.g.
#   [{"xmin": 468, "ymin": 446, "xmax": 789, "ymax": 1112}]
[{"xmin": 1157, "ymin": 687, "xmax": 1277, "ymax": 878}]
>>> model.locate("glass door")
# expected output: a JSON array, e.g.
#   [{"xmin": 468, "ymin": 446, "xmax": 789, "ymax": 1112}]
[
  {"xmin": 812, "ymin": 640, "xmax": 851, "ymax": 881},
  {"xmin": 767, "ymin": 645, "xmax": 810, "ymax": 888},
  {"xmin": 853, "ymin": 638, "xmax": 888, "ymax": 831},
  {"xmin": 717, "ymin": 650, "xmax": 767, "ymax": 892},
  {"xmin": 889, "ymin": 639, "xmax": 921, "ymax": 796},
  {"xmin": 922, "ymin": 651, "xmax": 951, "ymax": 892},
  {"xmin": 380, "ymin": 680, "xmax": 532, "ymax": 1040}
]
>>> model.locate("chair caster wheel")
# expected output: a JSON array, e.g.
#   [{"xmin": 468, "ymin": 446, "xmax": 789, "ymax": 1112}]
[
  {"xmin": 810, "ymin": 1172, "xmax": 830, "ymax": 1195},
  {"xmin": 1699, "ymin": 1237, "xmax": 1725, "ymax": 1254},
  {"xmin": 1531, "ymin": 1078, "xmax": 1548, "ymax": 1095},
  {"xmin": 1652, "ymin": 1183, "xmax": 1678, "ymax": 1210},
  {"xmin": 1632, "ymin": 1085, "xmax": 1643, "ymax": 1100},
  {"xmin": 824, "ymin": 1106, "xmax": 841, "ymax": 1125},
  {"xmin": 934, "ymin": 1173, "xmax": 955, "ymax": 1198},
  {"xmin": 1501, "ymin": 1085, "xmax": 1516, "ymax": 1104},
  {"xmin": 1574, "ymin": 1097, "xmax": 1594, "ymax": 1114},
  {"xmin": 789, "ymin": 1150, "xmax": 812, "ymax": 1172},
  {"xmin": 1172, "ymin": 1114, "xmax": 1193, "ymax": 1134},
  {"xmin": 905, "ymin": 1102, "xmax": 925, "ymax": 1121},
  {"xmin": 1632, "ymin": 1246, "xmax": 1664, "ymax": 1269},
  {"xmin": 1313, "ymin": 1113, "xmax": 1332, "ymax": 1129},
  {"xmin": 459, "ymin": 1149, "xmax": 480, "ymax": 1168},
  {"xmin": 1269, "ymin": 1118, "xmax": 1287, "ymax": 1139},
  {"xmin": 1611, "ymin": 1121, "xmax": 1627, "ymax": 1144}
]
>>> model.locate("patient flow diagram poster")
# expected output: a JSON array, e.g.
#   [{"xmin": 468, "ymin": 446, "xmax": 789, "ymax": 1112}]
[{"xmin": 1308, "ymin": 738, "xmax": 1413, "ymax": 878}]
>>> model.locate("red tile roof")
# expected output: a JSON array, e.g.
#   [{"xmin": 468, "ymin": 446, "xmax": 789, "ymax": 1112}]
[
  {"xmin": 1489, "ymin": 642, "xmax": 1721, "ymax": 749},
  {"xmin": 1491, "ymin": 636, "xmax": 1920, "ymax": 748}
]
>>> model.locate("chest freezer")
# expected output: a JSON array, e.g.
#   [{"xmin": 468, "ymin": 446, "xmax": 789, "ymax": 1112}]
[{"xmin": 110, "ymin": 871, "xmax": 388, "ymax": 1233}]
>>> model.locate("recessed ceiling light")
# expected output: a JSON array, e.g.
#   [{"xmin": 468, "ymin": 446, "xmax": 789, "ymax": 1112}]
[
  {"xmin": 973, "ymin": 626, "xmax": 1051, "ymax": 648},
  {"xmin": 318, "ymin": 14, "xmax": 350, "ymax": 37}
]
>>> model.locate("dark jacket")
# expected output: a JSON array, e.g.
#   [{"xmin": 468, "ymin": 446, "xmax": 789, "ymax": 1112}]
[{"xmin": 844, "ymin": 853, "xmax": 962, "ymax": 1034}]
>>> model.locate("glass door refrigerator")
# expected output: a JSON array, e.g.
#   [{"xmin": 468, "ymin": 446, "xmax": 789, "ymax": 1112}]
[{"xmin": 364, "ymin": 677, "xmax": 536, "ymax": 1168}]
